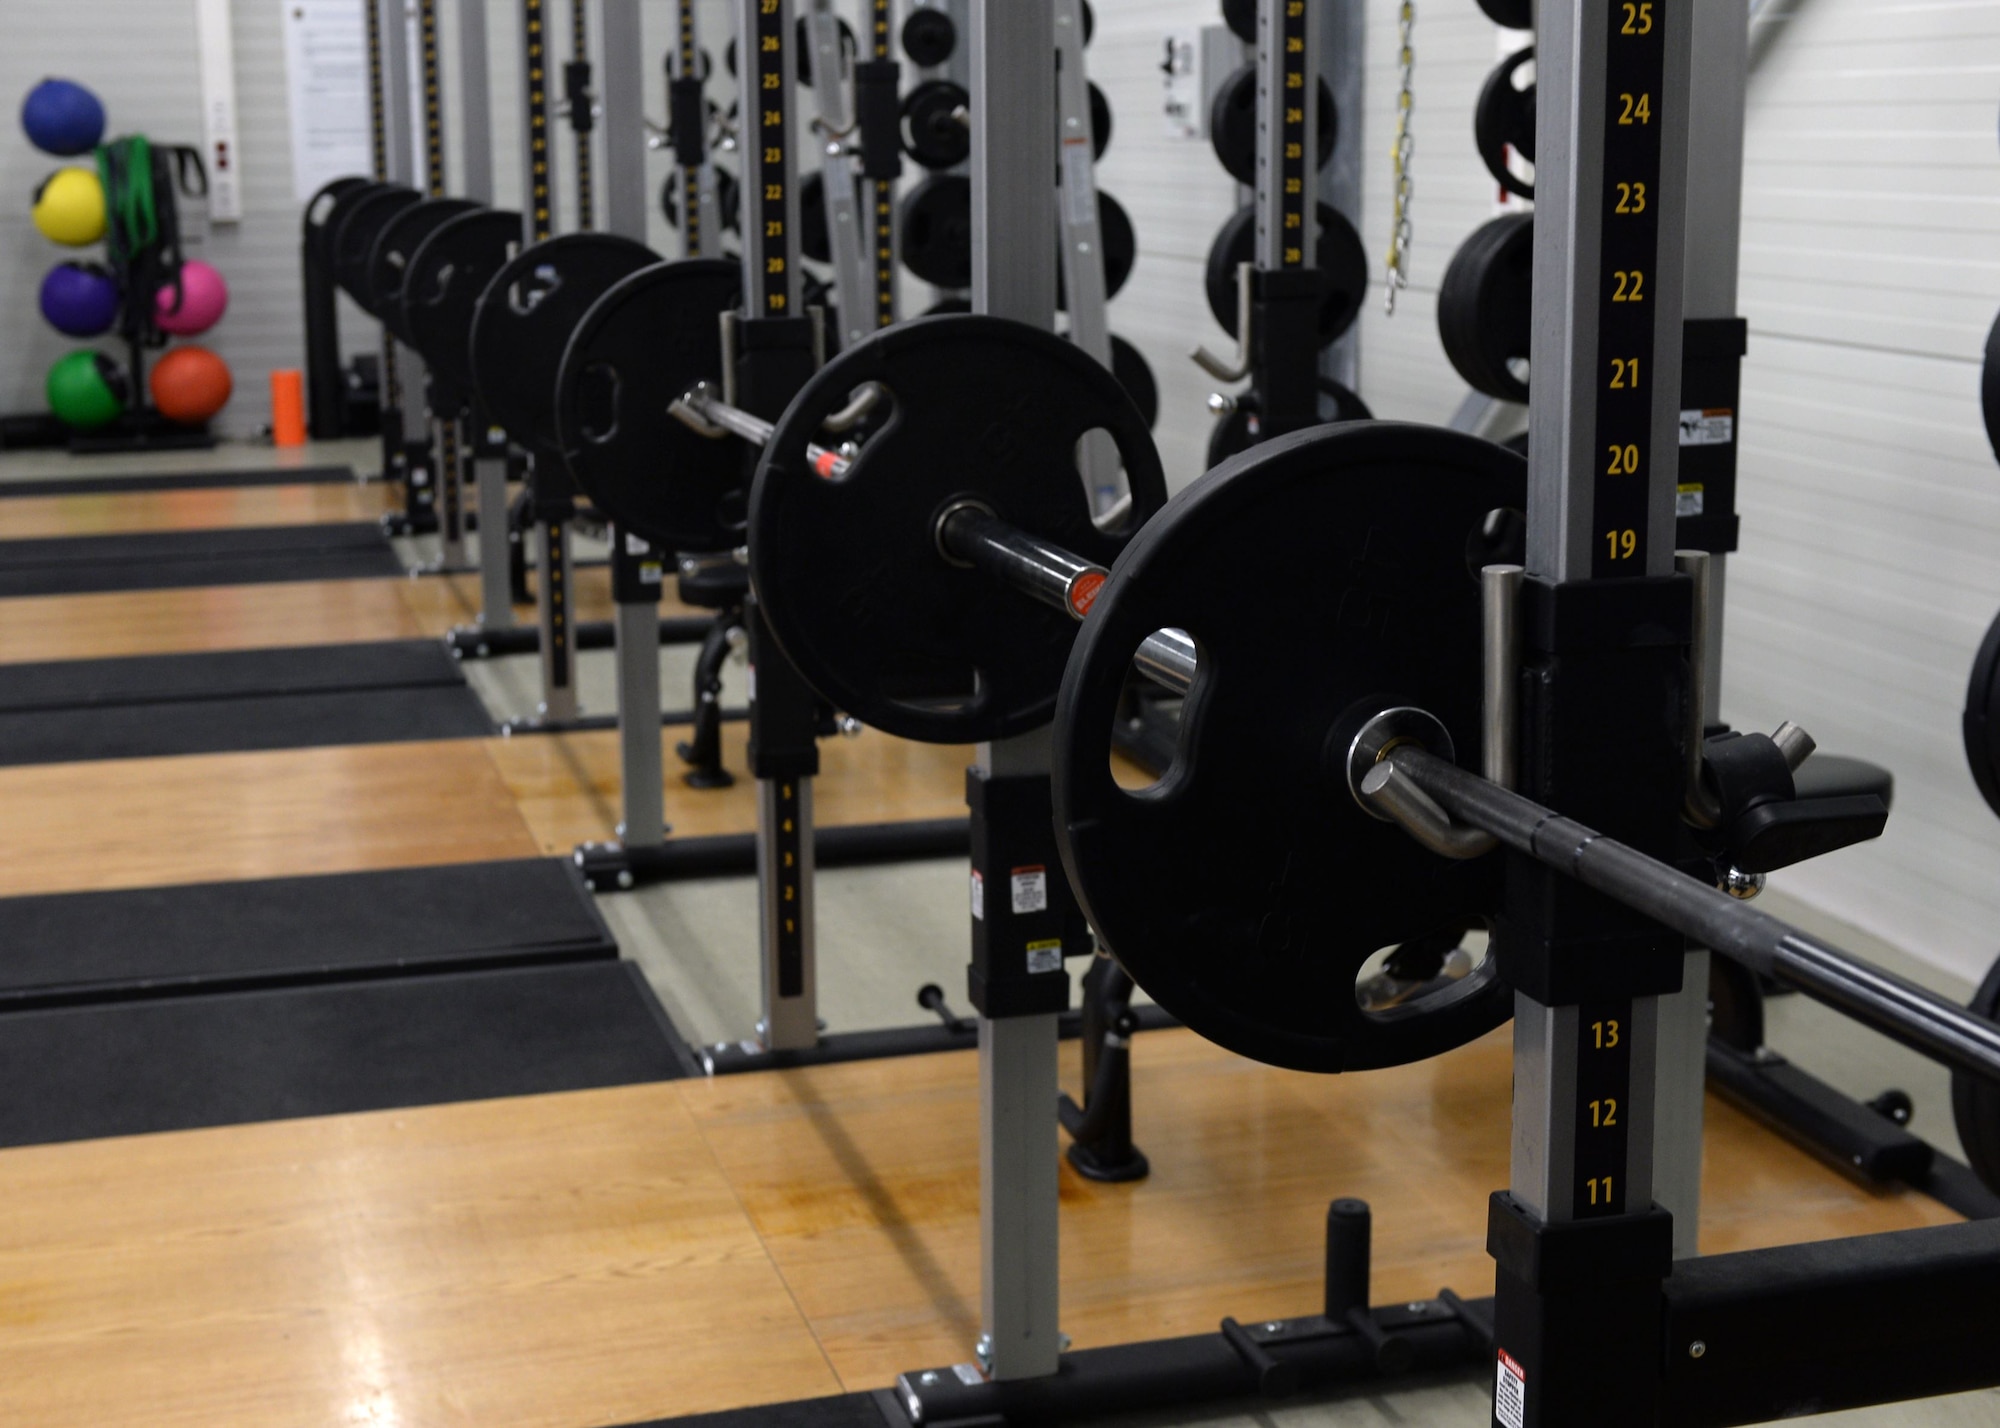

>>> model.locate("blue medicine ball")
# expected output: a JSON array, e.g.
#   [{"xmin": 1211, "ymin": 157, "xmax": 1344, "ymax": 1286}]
[
  {"xmin": 39, "ymin": 261, "xmax": 120, "ymax": 337},
  {"xmin": 21, "ymin": 78, "xmax": 106, "ymax": 157}
]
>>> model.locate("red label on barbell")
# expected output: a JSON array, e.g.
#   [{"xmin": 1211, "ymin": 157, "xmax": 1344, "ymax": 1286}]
[
  {"xmin": 1069, "ymin": 570, "xmax": 1106, "ymax": 617},
  {"xmin": 813, "ymin": 450, "xmax": 842, "ymax": 479}
]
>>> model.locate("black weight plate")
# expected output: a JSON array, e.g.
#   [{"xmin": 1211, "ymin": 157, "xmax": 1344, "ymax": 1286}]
[
  {"xmin": 1962, "ymin": 606, "xmax": 2000, "ymax": 821},
  {"xmin": 1437, "ymin": 213, "xmax": 1533, "ymax": 402},
  {"xmin": 1475, "ymin": 0, "xmax": 1533, "ymax": 27},
  {"xmin": 901, "ymin": 7, "xmax": 956, "ymax": 67},
  {"xmin": 1205, "ymin": 379, "xmax": 1373, "ymax": 468},
  {"xmin": 1082, "ymin": 0, "xmax": 1094, "ymax": 45},
  {"xmin": 1204, "ymin": 203, "xmax": 1367, "ymax": 346},
  {"xmin": 1208, "ymin": 65, "xmax": 1336, "ymax": 187},
  {"xmin": 553, "ymin": 259, "xmax": 744, "ymax": 552},
  {"xmin": 899, "ymin": 173, "xmax": 972, "ymax": 289},
  {"xmin": 468, "ymin": 233, "xmax": 658, "ymax": 454},
  {"xmin": 1982, "ymin": 310, "xmax": 2000, "ymax": 465},
  {"xmin": 367, "ymin": 197, "xmax": 483, "ymax": 346},
  {"xmin": 1073, "ymin": 190, "xmax": 1136, "ymax": 305},
  {"xmin": 1952, "ymin": 956, "xmax": 2000, "ymax": 1194},
  {"xmin": 924, "ymin": 296, "xmax": 972, "ymax": 316},
  {"xmin": 901, "ymin": 79, "xmax": 970, "ymax": 171},
  {"xmin": 748, "ymin": 314, "xmax": 1168, "ymax": 744},
  {"xmin": 310, "ymin": 178, "xmax": 387, "ymax": 261},
  {"xmin": 402, "ymin": 209, "xmax": 523, "ymax": 414},
  {"xmin": 1090, "ymin": 82, "xmax": 1112, "ymax": 162},
  {"xmin": 1110, "ymin": 335, "xmax": 1158, "ymax": 430},
  {"xmin": 1222, "ymin": 0, "xmax": 1256, "ymax": 43},
  {"xmin": 799, "ymin": 171, "xmax": 832, "ymax": 263},
  {"xmin": 1054, "ymin": 422, "xmax": 1525, "ymax": 1073},
  {"xmin": 1474, "ymin": 48, "xmax": 1536, "ymax": 201},
  {"xmin": 661, "ymin": 168, "xmax": 742, "ymax": 234},
  {"xmin": 331, "ymin": 185, "xmax": 419, "ymax": 311}
]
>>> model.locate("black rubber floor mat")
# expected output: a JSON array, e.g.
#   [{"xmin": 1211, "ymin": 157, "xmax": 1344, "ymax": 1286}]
[
  {"xmin": 0, "ymin": 961, "xmax": 687, "ymax": 1146},
  {"xmin": 0, "ymin": 859, "xmax": 617, "ymax": 1010},
  {"xmin": 0, "ymin": 465, "xmax": 357, "ymax": 498},
  {"xmin": 0, "ymin": 640, "xmax": 493, "ymax": 763},
  {"xmin": 0, "ymin": 522, "xmax": 402, "ymax": 595}
]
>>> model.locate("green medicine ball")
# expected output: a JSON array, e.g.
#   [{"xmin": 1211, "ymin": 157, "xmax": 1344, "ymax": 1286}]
[{"xmin": 46, "ymin": 349, "xmax": 126, "ymax": 430}]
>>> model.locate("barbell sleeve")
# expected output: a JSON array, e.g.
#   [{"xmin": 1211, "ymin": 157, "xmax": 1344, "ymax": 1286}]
[{"xmin": 1374, "ymin": 747, "xmax": 2000, "ymax": 1088}]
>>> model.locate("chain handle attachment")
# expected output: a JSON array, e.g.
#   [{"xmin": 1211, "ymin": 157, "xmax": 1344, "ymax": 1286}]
[{"xmin": 1384, "ymin": 0, "xmax": 1416, "ymax": 315}]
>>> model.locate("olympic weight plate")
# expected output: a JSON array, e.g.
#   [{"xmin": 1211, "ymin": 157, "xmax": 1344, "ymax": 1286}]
[
  {"xmin": 552, "ymin": 259, "xmax": 744, "ymax": 552},
  {"xmin": 1981, "ymin": 310, "xmax": 2000, "ymax": 466},
  {"xmin": 367, "ymin": 198, "xmax": 482, "ymax": 346},
  {"xmin": 310, "ymin": 179, "xmax": 387, "ymax": 265},
  {"xmin": 401, "ymin": 209, "xmax": 522, "ymax": 415},
  {"xmin": 1475, "ymin": 48, "xmax": 1536, "ymax": 201},
  {"xmin": 901, "ymin": 7, "xmax": 956, "ymax": 67},
  {"xmin": 1209, "ymin": 64, "xmax": 1336, "ymax": 187},
  {"xmin": 1952, "ymin": 956, "xmax": 2000, "ymax": 1195},
  {"xmin": 468, "ymin": 233, "xmax": 659, "ymax": 454},
  {"xmin": 1053, "ymin": 422, "xmax": 1526, "ymax": 1073},
  {"xmin": 901, "ymin": 79, "xmax": 970, "ymax": 171},
  {"xmin": 1205, "ymin": 203, "xmax": 1367, "ymax": 347},
  {"xmin": 748, "ymin": 314, "xmax": 1168, "ymax": 744},
  {"xmin": 899, "ymin": 173, "xmax": 972, "ymax": 289},
  {"xmin": 331, "ymin": 185, "xmax": 418, "ymax": 311},
  {"xmin": 1438, "ymin": 213, "xmax": 1533, "ymax": 403},
  {"xmin": 1475, "ymin": 0, "xmax": 1532, "ymax": 27}
]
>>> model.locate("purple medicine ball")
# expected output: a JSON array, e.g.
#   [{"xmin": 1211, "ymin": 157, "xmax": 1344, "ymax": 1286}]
[{"xmin": 39, "ymin": 261, "xmax": 120, "ymax": 337}]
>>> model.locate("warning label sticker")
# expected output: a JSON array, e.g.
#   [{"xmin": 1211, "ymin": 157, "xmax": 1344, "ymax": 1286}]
[
  {"xmin": 1026, "ymin": 939, "xmax": 1063, "ymax": 975},
  {"xmin": 1676, "ymin": 483, "xmax": 1705, "ymax": 517},
  {"xmin": 970, "ymin": 871, "xmax": 985, "ymax": 921},
  {"xmin": 1011, "ymin": 866, "xmax": 1049, "ymax": 915},
  {"xmin": 1679, "ymin": 408, "xmax": 1734, "ymax": 446},
  {"xmin": 1495, "ymin": 1349, "xmax": 1527, "ymax": 1428}
]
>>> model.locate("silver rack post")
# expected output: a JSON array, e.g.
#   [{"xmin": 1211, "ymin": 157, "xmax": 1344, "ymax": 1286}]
[
  {"xmin": 1512, "ymin": 0, "xmax": 1693, "ymax": 1237},
  {"xmin": 970, "ymin": 0, "xmax": 1064, "ymax": 1385}
]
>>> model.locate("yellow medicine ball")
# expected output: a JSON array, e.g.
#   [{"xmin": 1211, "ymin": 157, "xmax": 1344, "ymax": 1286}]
[{"xmin": 32, "ymin": 166, "xmax": 106, "ymax": 246}]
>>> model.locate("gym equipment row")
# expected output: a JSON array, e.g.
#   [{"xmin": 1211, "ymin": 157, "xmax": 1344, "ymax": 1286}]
[{"xmin": 545, "ymin": 1, "xmax": 2000, "ymax": 1424}]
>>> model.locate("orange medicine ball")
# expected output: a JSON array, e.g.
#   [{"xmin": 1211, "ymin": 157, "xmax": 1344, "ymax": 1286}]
[{"xmin": 149, "ymin": 344, "xmax": 232, "ymax": 425}]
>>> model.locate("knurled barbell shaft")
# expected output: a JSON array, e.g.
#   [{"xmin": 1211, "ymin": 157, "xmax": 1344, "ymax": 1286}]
[{"xmin": 1380, "ymin": 746, "xmax": 2000, "ymax": 1088}]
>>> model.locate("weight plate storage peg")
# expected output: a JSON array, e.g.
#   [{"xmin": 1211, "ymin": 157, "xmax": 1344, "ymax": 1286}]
[
  {"xmin": 1206, "ymin": 379, "xmax": 1373, "ymax": 468},
  {"xmin": 552, "ymin": 259, "xmax": 747, "ymax": 553},
  {"xmin": 1053, "ymin": 422, "xmax": 1528, "ymax": 1073},
  {"xmin": 1205, "ymin": 203, "xmax": 1368, "ymax": 347},
  {"xmin": 468, "ymin": 233, "xmax": 659, "ymax": 453},
  {"xmin": 1209, "ymin": 64, "xmax": 1336, "ymax": 187},
  {"xmin": 1474, "ymin": 47, "xmax": 1535, "ymax": 201},
  {"xmin": 748, "ymin": 314, "xmax": 1167, "ymax": 744},
  {"xmin": 1436, "ymin": 213, "xmax": 1533, "ymax": 403}
]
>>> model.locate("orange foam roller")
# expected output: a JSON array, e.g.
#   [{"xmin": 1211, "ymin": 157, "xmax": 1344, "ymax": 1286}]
[{"xmin": 269, "ymin": 368, "xmax": 307, "ymax": 447}]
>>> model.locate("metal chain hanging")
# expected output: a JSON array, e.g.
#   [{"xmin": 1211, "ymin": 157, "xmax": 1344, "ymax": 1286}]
[{"xmin": 1384, "ymin": 0, "xmax": 1415, "ymax": 315}]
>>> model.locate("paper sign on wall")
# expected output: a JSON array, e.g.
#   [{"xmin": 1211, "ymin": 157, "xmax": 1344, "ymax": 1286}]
[{"xmin": 283, "ymin": 0, "xmax": 373, "ymax": 203}]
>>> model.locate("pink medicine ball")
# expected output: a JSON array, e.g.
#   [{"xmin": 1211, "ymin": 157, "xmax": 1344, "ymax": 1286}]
[{"xmin": 154, "ymin": 259, "xmax": 229, "ymax": 336}]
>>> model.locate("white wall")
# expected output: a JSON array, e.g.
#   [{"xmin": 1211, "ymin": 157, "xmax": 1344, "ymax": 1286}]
[{"xmin": 1716, "ymin": 0, "xmax": 2000, "ymax": 985}]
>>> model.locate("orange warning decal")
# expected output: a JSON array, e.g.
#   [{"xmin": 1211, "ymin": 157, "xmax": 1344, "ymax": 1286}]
[
  {"xmin": 1069, "ymin": 570, "xmax": 1106, "ymax": 618},
  {"xmin": 813, "ymin": 449, "xmax": 842, "ymax": 479}
]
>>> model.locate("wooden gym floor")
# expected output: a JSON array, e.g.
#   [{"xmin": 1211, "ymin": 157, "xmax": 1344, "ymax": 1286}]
[{"xmin": 0, "ymin": 448, "xmax": 1976, "ymax": 1427}]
